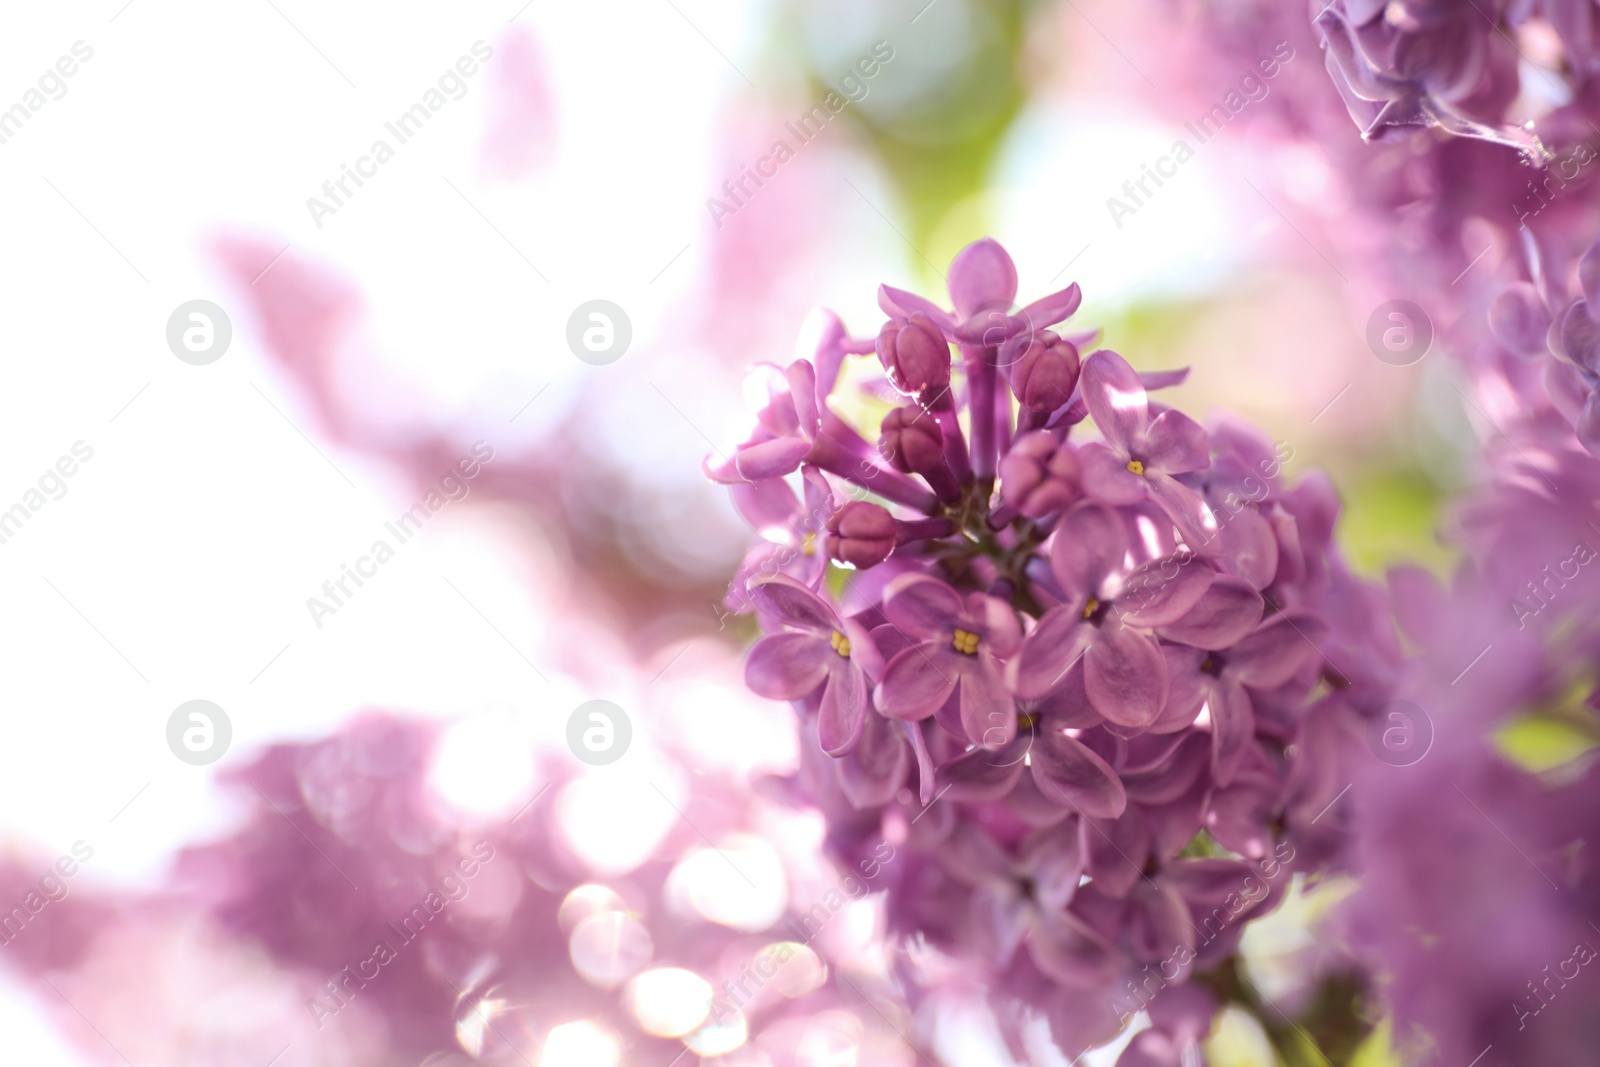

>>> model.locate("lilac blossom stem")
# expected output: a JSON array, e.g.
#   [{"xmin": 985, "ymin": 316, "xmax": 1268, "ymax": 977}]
[
  {"xmin": 809, "ymin": 434, "xmax": 939, "ymax": 513},
  {"xmin": 995, "ymin": 383, "xmax": 1013, "ymax": 457},
  {"xmin": 964, "ymin": 344, "xmax": 998, "ymax": 484},
  {"xmin": 921, "ymin": 459, "xmax": 962, "ymax": 503},
  {"xmin": 895, "ymin": 517, "xmax": 954, "ymax": 544},
  {"xmin": 932, "ymin": 399, "xmax": 973, "ymax": 486},
  {"xmin": 1016, "ymin": 407, "xmax": 1048, "ymax": 435}
]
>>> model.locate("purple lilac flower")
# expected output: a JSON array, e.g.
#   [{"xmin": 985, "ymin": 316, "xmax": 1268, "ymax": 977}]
[
  {"xmin": 1077, "ymin": 351, "xmax": 1221, "ymax": 553},
  {"xmin": 873, "ymin": 574, "xmax": 1022, "ymax": 744},
  {"xmin": 710, "ymin": 238, "xmax": 1394, "ymax": 1062},
  {"xmin": 745, "ymin": 575, "xmax": 884, "ymax": 756}
]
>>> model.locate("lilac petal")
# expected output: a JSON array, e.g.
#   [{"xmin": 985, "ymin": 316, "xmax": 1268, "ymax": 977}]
[
  {"xmin": 956, "ymin": 307, "xmax": 1031, "ymax": 347},
  {"xmin": 960, "ymin": 653, "xmax": 1016, "ymax": 747},
  {"xmin": 938, "ymin": 740, "xmax": 1026, "ymax": 802},
  {"xmin": 1228, "ymin": 613, "xmax": 1328, "ymax": 689},
  {"xmin": 1070, "ymin": 880, "xmax": 1130, "ymax": 941},
  {"xmin": 1150, "ymin": 984, "xmax": 1217, "ymax": 1044},
  {"xmin": 1207, "ymin": 676, "xmax": 1254, "ymax": 787},
  {"xmin": 1128, "ymin": 879, "xmax": 1194, "ymax": 965},
  {"xmin": 1142, "ymin": 774, "xmax": 1208, "ymax": 860},
  {"xmin": 1079, "ymin": 441, "xmax": 1148, "ymax": 504},
  {"xmin": 748, "ymin": 574, "xmax": 839, "ymax": 632},
  {"xmin": 1028, "ymin": 910, "xmax": 1120, "ymax": 990},
  {"xmin": 1546, "ymin": 358, "xmax": 1590, "ymax": 425},
  {"xmin": 1161, "ymin": 858, "xmax": 1262, "ymax": 908},
  {"xmin": 703, "ymin": 450, "xmax": 745, "ymax": 486},
  {"xmin": 1030, "ymin": 658, "xmax": 1104, "ymax": 729},
  {"xmin": 1121, "ymin": 730, "xmax": 1188, "ymax": 775},
  {"xmin": 1080, "ymin": 807, "xmax": 1150, "ymax": 898},
  {"xmin": 809, "ymin": 310, "xmax": 850, "ymax": 398},
  {"xmin": 1020, "ymin": 283, "xmax": 1083, "ymax": 329},
  {"xmin": 1142, "ymin": 409, "xmax": 1210, "ymax": 475},
  {"xmin": 875, "ymin": 644, "xmax": 959, "ymax": 720},
  {"xmin": 1023, "ymin": 824, "xmax": 1086, "ymax": 912},
  {"xmin": 1139, "ymin": 367, "xmax": 1191, "ymax": 390},
  {"xmin": 817, "ymin": 664, "xmax": 868, "ymax": 756},
  {"xmin": 1206, "ymin": 765, "xmax": 1277, "ymax": 859},
  {"xmin": 868, "ymin": 621, "xmax": 913, "ymax": 662},
  {"xmin": 1006, "ymin": 765, "xmax": 1077, "ymax": 828},
  {"xmin": 1083, "ymin": 625, "xmax": 1168, "ymax": 729},
  {"xmin": 972, "ymin": 882, "xmax": 1030, "ymax": 968},
  {"xmin": 744, "ymin": 632, "xmax": 830, "ymax": 699},
  {"xmin": 1115, "ymin": 558, "xmax": 1215, "ymax": 629},
  {"xmin": 1270, "ymin": 507, "xmax": 1305, "ymax": 586},
  {"xmin": 841, "ymin": 616, "xmax": 885, "ymax": 683},
  {"xmin": 877, "ymin": 284, "xmax": 955, "ymax": 331},
  {"xmin": 799, "ymin": 465, "xmax": 837, "ymax": 527},
  {"xmin": 1154, "ymin": 576, "xmax": 1264, "ymax": 650},
  {"xmin": 931, "ymin": 685, "xmax": 966, "ymax": 743},
  {"xmin": 882, "ymin": 573, "xmax": 964, "ymax": 637},
  {"xmin": 1580, "ymin": 394, "xmax": 1600, "ymax": 459},
  {"xmin": 1151, "ymin": 644, "xmax": 1206, "ymax": 733},
  {"xmin": 1121, "ymin": 733, "xmax": 1209, "ymax": 805},
  {"xmin": 727, "ymin": 543, "xmax": 799, "ymax": 615},
  {"xmin": 970, "ymin": 592, "xmax": 1023, "ymax": 655},
  {"xmin": 1050, "ymin": 502, "xmax": 1129, "ymax": 598},
  {"xmin": 1582, "ymin": 240, "xmax": 1600, "ymax": 307},
  {"xmin": 1488, "ymin": 282, "xmax": 1551, "ymax": 357},
  {"xmin": 729, "ymin": 476, "xmax": 799, "ymax": 534},
  {"xmin": 1013, "ymin": 608, "xmax": 1094, "ymax": 701},
  {"xmin": 1030, "ymin": 730, "xmax": 1127, "ymax": 819},
  {"xmin": 948, "ymin": 238, "xmax": 1019, "ymax": 320},
  {"xmin": 905, "ymin": 720, "xmax": 937, "ymax": 806},
  {"xmin": 837, "ymin": 713, "xmax": 909, "ymax": 809},
  {"xmin": 938, "ymin": 821, "xmax": 1015, "ymax": 887},
  {"xmin": 1560, "ymin": 300, "xmax": 1600, "ymax": 373},
  {"xmin": 735, "ymin": 436, "xmax": 811, "ymax": 481},
  {"xmin": 1080, "ymin": 349, "xmax": 1149, "ymax": 453},
  {"xmin": 784, "ymin": 359, "xmax": 820, "ymax": 437},
  {"xmin": 1220, "ymin": 506, "xmax": 1279, "ymax": 590},
  {"xmin": 1117, "ymin": 1031, "xmax": 1183, "ymax": 1067},
  {"xmin": 1145, "ymin": 472, "xmax": 1222, "ymax": 557}
]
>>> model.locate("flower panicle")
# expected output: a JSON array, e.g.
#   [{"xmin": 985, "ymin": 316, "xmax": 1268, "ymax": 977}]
[{"xmin": 709, "ymin": 238, "xmax": 1396, "ymax": 1058}]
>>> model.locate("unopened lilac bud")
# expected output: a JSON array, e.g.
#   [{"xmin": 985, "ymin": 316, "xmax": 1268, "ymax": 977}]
[
  {"xmin": 825, "ymin": 501, "xmax": 897, "ymax": 568},
  {"xmin": 879, "ymin": 406, "xmax": 944, "ymax": 474},
  {"xmin": 877, "ymin": 313, "xmax": 952, "ymax": 399},
  {"xmin": 1003, "ymin": 331, "xmax": 1081, "ymax": 413},
  {"xmin": 998, "ymin": 431, "xmax": 1080, "ymax": 518}
]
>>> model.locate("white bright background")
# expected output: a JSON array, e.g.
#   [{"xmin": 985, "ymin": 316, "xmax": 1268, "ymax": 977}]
[{"xmin": 0, "ymin": 1, "xmax": 1350, "ymax": 1063}]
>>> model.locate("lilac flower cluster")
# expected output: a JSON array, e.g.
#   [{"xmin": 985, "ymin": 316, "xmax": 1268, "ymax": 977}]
[
  {"xmin": 711, "ymin": 239, "xmax": 1390, "ymax": 1058},
  {"xmin": 1310, "ymin": 0, "xmax": 1600, "ymax": 157},
  {"xmin": 1489, "ymin": 232, "xmax": 1600, "ymax": 457}
]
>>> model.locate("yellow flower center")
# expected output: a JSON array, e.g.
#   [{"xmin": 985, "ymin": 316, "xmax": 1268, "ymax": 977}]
[
  {"xmin": 1082, "ymin": 596, "xmax": 1100, "ymax": 619},
  {"xmin": 830, "ymin": 630, "xmax": 851, "ymax": 658},
  {"xmin": 951, "ymin": 628, "xmax": 980, "ymax": 655},
  {"xmin": 1126, "ymin": 459, "xmax": 1146, "ymax": 476},
  {"xmin": 802, "ymin": 532, "xmax": 817, "ymax": 557},
  {"xmin": 1017, "ymin": 711, "xmax": 1037, "ymax": 731}
]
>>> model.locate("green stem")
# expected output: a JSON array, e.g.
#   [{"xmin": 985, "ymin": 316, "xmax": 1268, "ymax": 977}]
[{"xmin": 1197, "ymin": 958, "xmax": 1373, "ymax": 1067}]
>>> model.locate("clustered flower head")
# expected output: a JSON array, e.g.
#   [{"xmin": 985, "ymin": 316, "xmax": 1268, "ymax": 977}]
[
  {"xmin": 1489, "ymin": 231, "xmax": 1600, "ymax": 458},
  {"xmin": 1311, "ymin": 0, "xmax": 1599, "ymax": 157},
  {"xmin": 711, "ymin": 239, "xmax": 1391, "ymax": 1059}
]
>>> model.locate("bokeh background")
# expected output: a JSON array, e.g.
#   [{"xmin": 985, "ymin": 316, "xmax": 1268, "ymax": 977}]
[{"xmin": 0, "ymin": 1, "xmax": 1473, "ymax": 1063}]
